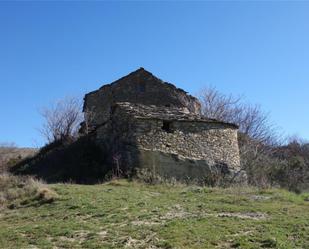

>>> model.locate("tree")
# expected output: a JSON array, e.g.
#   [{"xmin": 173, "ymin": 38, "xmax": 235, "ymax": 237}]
[
  {"xmin": 273, "ymin": 137, "xmax": 309, "ymax": 192},
  {"xmin": 199, "ymin": 86, "xmax": 277, "ymax": 145},
  {"xmin": 199, "ymin": 87, "xmax": 242, "ymax": 123},
  {"xmin": 198, "ymin": 87, "xmax": 282, "ymax": 187},
  {"xmin": 39, "ymin": 97, "xmax": 83, "ymax": 143}
]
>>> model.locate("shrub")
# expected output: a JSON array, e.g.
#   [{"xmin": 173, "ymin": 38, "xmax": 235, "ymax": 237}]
[
  {"xmin": 0, "ymin": 173, "xmax": 58, "ymax": 209},
  {"xmin": 135, "ymin": 168, "xmax": 165, "ymax": 185}
]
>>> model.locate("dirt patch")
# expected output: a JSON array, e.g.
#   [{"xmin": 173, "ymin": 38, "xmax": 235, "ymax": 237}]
[
  {"xmin": 160, "ymin": 204, "xmax": 195, "ymax": 221},
  {"xmin": 125, "ymin": 237, "xmax": 140, "ymax": 248},
  {"xmin": 24, "ymin": 246, "xmax": 40, "ymax": 249},
  {"xmin": 97, "ymin": 230, "xmax": 108, "ymax": 239},
  {"xmin": 124, "ymin": 233, "xmax": 159, "ymax": 248},
  {"xmin": 132, "ymin": 220, "xmax": 161, "ymax": 226},
  {"xmin": 131, "ymin": 204, "xmax": 266, "ymax": 231},
  {"xmin": 250, "ymin": 195, "xmax": 271, "ymax": 201},
  {"xmin": 147, "ymin": 192, "xmax": 161, "ymax": 197},
  {"xmin": 160, "ymin": 210, "xmax": 192, "ymax": 220},
  {"xmin": 58, "ymin": 236, "xmax": 76, "ymax": 243},
  {"xmin": 58, "ymin": 230, "xmax": 89, "ymax": 244},
  {"xmin": 229, "ymin": 230, "xmax": 254, "ymax": 237},
  {"xmin": 215, "ymin": 241, "xmax": 234, "ymax": 249},
  {"xmin": 216, "ymin": 212, "xmax": 267, "ymax": 220}
]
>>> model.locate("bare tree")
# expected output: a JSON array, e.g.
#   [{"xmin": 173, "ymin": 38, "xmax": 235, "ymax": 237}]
[
  {"xmin": 198, "ymin": 87, "xmax": 283, "ymax": 187},
  {"xmin": 199, "ymin": 87, "xmax": 242, "ymax": 122},
  {"xmin": 199, "ymin": 86, "xmax": 278, "ymax": 145},
  {"xmin": 39, "ymin": 97, "xmax": 83, "ymax": 143},
  {"xmin": 286, "ymin": 135, "xmax": 308, "ymax": 146}
]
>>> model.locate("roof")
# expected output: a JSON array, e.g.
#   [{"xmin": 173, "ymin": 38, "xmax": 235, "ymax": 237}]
[
  {"xmin": 84, "ymin": 67, "xmax": 197, "ymax": 99},
  {"xmin": 113, "ymin": 102, "xmax": 238, "ymax": 128},
  {"xmin": 84, "ymin": 67, "xmax": 187, "ymax": 112}
]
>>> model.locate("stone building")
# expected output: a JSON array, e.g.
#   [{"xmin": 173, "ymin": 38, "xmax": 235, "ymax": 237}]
[{"xmin": 82, "ymin": 68, "xmax": 245, "ymax": 184}]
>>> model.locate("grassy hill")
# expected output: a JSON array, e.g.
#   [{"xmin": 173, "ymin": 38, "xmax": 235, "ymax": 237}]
[
  {"xmin": 0, "ymin": 147, "xmax": 37, "ymax": 162},
  {"xmin": 0, "ymin": 180, "xmax": 308, "ymax": 249},
  {"xmin": 0, "ymin": 146, "xmax": 37, "ymax": 173}
]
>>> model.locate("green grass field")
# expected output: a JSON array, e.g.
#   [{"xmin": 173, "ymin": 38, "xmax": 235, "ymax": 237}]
[{"xmin": 0, "ymin": 180, "xmax": 308, "ymax": 249}]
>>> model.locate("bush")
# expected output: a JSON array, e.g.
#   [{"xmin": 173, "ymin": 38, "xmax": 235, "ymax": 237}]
[
  {"xmin": 135, "ymin": 168, "xmax": 165, "ymax": 185},
  {"xmin": 0, "ymin": 173, "xmax": 58, "ymax": 209}
]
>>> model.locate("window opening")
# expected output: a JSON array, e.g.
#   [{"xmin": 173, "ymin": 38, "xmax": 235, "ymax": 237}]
[{"xmin": 162, "ymin": 121, "xmax": 174, "ymax": 133}]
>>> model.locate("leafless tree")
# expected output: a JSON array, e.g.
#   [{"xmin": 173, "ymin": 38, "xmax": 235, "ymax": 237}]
[
  {"xmin": 286, "ymin": 135, "xmax": 308, "ymax": 146},
  {"xmin": 199, "ymin": 86, "xmax": 278, "ymax": 145},
  {"xmin": 199, "ymin": 87, "xmax": 242, "ymax": 122},
  {"xmin": 198, "ymin": 87, "xmax": 284, "ymax": 187},
  {"xmin": 39, "ymin": 97, "xmax": 83, "ymax": 143}
]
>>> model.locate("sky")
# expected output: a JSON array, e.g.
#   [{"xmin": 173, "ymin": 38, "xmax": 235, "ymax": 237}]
[{"xmin": 0, "ymin": 1, "xmax": 308, "ymax": 147}]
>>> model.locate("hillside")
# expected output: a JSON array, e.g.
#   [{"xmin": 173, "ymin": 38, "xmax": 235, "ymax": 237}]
[
  {"xmin": 0, "ymin": 147, "xmax": 36, "ymax": 160},
  {"xmin": 0, "ymin": 180, "xmax": 308, "ymax": 249},
  {"xmin": 0, "ymin": 147, "xmax": 37, "ymax": 172}
]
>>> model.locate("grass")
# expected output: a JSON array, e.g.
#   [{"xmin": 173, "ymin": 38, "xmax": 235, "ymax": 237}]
[
  {"xmin": 0, "ymin": 179, "xmax": 308, "ymax": 249},
  {"xmin": 0, "ymin": 174, "xmax": 58, "ymax": 209}
]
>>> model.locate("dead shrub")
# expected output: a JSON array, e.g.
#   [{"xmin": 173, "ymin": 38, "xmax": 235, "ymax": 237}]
[
  {"xmin": 135, "ymin": 168, "xmax": 164, "ymax": 185},
  {"xmin": 36, "ymin": 187, "xmax": 58, "ymax": 203},
  {"xmin": 0, "ymin": 173, "xmax": 57, "ymax": 209}
]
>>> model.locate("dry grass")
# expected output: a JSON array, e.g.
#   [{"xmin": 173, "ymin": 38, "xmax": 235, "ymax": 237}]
[
  {"xmin": 0, "ymin": 146, "xmax": 37, "ymax": 173},
  {"xmin": 0, "ymin": 173, "xmax": 58, "ymax": 209}
]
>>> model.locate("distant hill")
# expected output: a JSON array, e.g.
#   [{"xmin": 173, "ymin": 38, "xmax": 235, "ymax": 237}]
[
  {"xmin": 0, "ymin": 147, "xmax": 37, "ymax": 160},
  {"xmin": 0, "ymin": 146, "xmax": 37, "ymax": 172}
]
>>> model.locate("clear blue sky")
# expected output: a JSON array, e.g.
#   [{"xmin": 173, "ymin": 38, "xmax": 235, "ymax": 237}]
[{"xmin": 0, "ymin": 1, "xmax": 308, "ymax": 147}]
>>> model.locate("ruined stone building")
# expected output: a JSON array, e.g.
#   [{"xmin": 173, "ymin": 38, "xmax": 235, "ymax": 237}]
[{"xmin": 82, "ymin": 68, "xmax": 245, "ymax": 183}]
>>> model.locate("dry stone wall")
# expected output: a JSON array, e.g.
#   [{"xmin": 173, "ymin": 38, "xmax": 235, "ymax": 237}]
[
  {"xmin": 83, "ymin": 68, "xmax": 246, "ymax": 184},
  {"xmin": 135, "ymin": 120, "xmax": 240, "ymax": 170},
  {"xmin": 83, "ymin": 68, "xmax": 201, "ymax": 128},
  {"xmin": 94, "ymin": 105, "xmax": 244, "ymax": 183}
]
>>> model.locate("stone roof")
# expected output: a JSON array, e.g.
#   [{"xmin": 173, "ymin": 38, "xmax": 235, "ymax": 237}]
[
  {"xmin": 114, "ymin": 102, "xmax": 238, "ymax": 128},
  {"xmin": 89, "ymin": 67, "xmax": 190, "ymax": 96},
  {"xmin": 83, "ymin": 68, "xmax": 200, "ymax": 112}
]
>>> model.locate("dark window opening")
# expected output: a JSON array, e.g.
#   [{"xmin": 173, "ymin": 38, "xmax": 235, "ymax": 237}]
[
  {"xmin": 162, "ymin": 121, "xmax": 174, "ymax": 133},
  {"xmin": 165, "ymin": 104, "xmax": 171, "ymax": 107}
]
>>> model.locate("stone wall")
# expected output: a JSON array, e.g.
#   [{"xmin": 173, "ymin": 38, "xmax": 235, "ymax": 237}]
[
  {"xmin": 83, "ymin": 68, "xmax": 245, "ymax": 184},
  {"xmin": 94, "ymin": 106, "xmax": 243, "ymax": 183},
  {"xmin": 83, "ymin": 68, "xmax": 201, "ymax": 128},
  {"xmin": 135, "ymin": 119, "xmax": 240, "ymax": 170}
]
